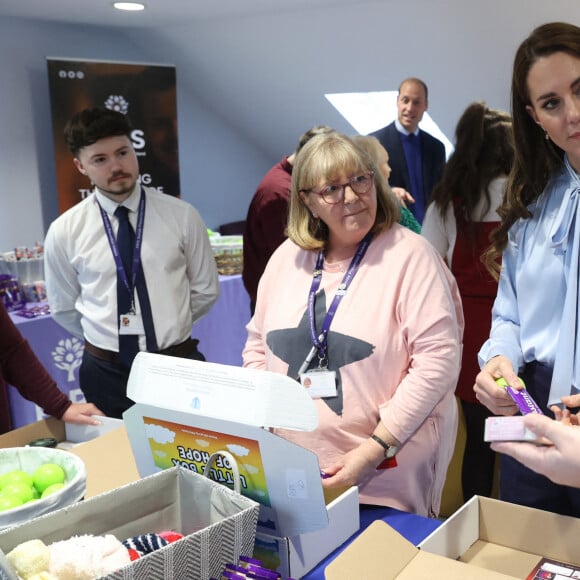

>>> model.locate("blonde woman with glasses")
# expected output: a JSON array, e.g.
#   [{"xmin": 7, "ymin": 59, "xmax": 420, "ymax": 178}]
[{"xmin": 243, "ymin": 132, "xmax": 463, "ymax": 517}]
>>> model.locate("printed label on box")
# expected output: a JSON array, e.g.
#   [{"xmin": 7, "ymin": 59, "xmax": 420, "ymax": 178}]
[
  {"xmin": 143, "ymin": 416, "xmax": 272, "ymax": 506},
  {"xmin": 526, "ymin": 557, "xmax": 580, "ymax": 579}
]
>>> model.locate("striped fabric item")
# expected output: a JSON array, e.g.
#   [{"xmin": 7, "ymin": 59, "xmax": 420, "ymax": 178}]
[{"xmin": 122, "ymin": 533, "xmax": 169, "ymax": 556}]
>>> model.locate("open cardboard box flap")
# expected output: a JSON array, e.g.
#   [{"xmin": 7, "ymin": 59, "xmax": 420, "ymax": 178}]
[
  {"xmin": 327, "ymin": 496, "xmax": 580, "ymax": 579},
  {"xmin": 420, "ymin": 495, "xmax": 580, "ymax": 576},
  {"xmin": 123, "ymin": 353, "xmax": 330, "ymax": 537},
  {"xmin": 325, "ymin": 520, "xmax": 513, "ymax": 579}
]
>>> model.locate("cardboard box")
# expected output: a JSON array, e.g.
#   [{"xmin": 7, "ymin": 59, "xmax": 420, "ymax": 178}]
[
  {"xmin": 0, "ymin": 415, "xmax": 123, "ymax": 449},
  {"xmin": 69, "ymin": 427, "xmax": 140, "ymax": 498},
  {"xmin": 123, "ymin": 353, "xmax": 360, "ymax": 571},
  {"xmin": 326, "ymin": 495, "xmax": 580, "ymax": 579},
  {"xmin": 0, "ymin": 467, "xmax": 260, "ymax": 580},
  {"xmin": 0, "ymin": 417, "xmax": 139, "ymax": 498},
  {"xmin": 0, "ymin": 417, "xmax": 66, "ymax": 448},
  {"xmin": 255, "ymin": 486, "xmax": 359, "ymax": 579}
]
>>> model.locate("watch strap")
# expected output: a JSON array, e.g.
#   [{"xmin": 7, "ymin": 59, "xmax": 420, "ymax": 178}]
[{"xmin": 370, "ymin": 433, "xmax": 397, "ymax": 458}]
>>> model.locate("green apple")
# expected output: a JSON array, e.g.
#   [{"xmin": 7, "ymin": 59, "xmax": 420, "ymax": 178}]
[
  {"xmin": 32, "ymin": 463, "xmax": 66, "ymax": 494},
  {"xmin": 40, "ymin": 483, "xmax": 65, "ymax": 498},
  {"xmin": 0, "ymin": 470, "xmax": 33, "ymax": 490},
  {"xmin": 0, "ymin": 482, "xmax": 34, "ymax": 504},
  {"xmin": 0, "ymin": 494, "xmax": 24, "ymax": 512}
]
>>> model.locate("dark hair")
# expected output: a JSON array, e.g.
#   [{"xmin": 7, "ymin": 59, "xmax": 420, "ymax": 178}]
[
  {"xmin": 64, "ymin": 107, "xmax": 133, "ymax": 157},
  {"xmin": 487, "ymin": 22, "xmax": 580, "ymax": 267},
  {"xmin": 429, "ymin": 102, "xmax": 513, "ymax": 246},
  {"xmin": 399, "ymin": 77, "xmax": 429, "ymax": 101}
]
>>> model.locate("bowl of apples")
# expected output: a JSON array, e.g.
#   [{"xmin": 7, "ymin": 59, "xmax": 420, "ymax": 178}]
[{"xmin": 0, "ymin": 447, "xmax": 86, "ymax": 530}]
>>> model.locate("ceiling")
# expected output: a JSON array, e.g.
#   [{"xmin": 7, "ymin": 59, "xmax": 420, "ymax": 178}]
[
  {"xmin": 2, "ymin": 0, "xmax": 579, "ymax": 171},
  {"xmin": 0, "ymin": 0, "xmax": 363, "ymax": 27}
]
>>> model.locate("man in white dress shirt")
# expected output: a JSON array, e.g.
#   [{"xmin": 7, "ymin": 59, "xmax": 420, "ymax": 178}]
[{"xmin": 44, "ymin": 108, "xmax": 219, "ymax": 418}]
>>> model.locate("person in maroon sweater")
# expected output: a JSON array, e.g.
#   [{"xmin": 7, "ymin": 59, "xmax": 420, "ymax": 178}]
[
  {"xmin": 0, "ymin": 302, "xmax": 104, "ymax": 435},
  {"xmin": 242, "ymin": 125, "xmax": 334, "ymax": 313}
]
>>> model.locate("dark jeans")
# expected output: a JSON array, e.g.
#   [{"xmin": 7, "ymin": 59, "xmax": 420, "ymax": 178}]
[
  {"xmin": 499, "ymin": 361, "xmax": 580, "ymax": 517},
  {"xmin": 80, "ymin": 342, "xmax": 205, "ymax": 419}
]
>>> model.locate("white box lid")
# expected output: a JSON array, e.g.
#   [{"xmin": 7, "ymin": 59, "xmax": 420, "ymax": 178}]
[{"xmin": 127, "ymin": 352, "xmax": 318, "ymax": 431}]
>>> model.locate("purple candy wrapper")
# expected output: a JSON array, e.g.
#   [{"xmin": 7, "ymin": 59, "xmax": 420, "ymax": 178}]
[{"xmin": 505, "ymin": 385, "xmax": 544, "ymax": 415}]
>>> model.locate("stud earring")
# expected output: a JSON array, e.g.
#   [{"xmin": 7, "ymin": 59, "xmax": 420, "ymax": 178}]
[{"xmin": 545, "ymin": 132, "xmax": 550, "ymax": 141}]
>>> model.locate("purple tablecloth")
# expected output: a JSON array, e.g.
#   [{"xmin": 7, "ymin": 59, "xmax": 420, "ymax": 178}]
[{"xmin": 8, "ymin": 274, "xmax": 251, "ymax": 428}]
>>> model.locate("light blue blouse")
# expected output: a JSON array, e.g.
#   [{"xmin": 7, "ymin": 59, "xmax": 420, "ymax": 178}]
[{"xmin": 478, "ymin": 158, "xmax": 580, "ymax": 404}]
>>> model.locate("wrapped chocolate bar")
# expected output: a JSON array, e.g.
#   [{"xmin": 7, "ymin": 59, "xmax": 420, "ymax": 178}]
[
  {"xmin": 0, "ymin": 274, "xmax": 25, "ymax": 312},
  {"xmin": 495, "ymin": 377, "xmax": 544, "ymax": 415}
]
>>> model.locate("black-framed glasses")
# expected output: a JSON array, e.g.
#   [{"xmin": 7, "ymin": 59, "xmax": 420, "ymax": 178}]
[{"xmin": 302, "ymin": 172, "xmax": 375, "ymax": 205}]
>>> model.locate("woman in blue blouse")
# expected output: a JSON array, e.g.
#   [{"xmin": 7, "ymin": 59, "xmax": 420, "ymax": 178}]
[{"xmin": 474, "ymin": 21, "xmax": 580, "ymax": 516}]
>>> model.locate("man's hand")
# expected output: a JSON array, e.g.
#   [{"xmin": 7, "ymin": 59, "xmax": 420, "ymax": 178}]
[{"xmin": 492, "ymin": 413, "xmax": 580, "ymax": 488}]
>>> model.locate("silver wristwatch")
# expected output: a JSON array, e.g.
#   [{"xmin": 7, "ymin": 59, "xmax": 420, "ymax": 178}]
[{"xmin": 370, "ymin": 434, "xmax": 398, "ymax": 459}]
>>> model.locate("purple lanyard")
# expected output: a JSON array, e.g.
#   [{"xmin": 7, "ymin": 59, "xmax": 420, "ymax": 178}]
[
  {"xmin": 98, "ymin": 189, "xmax": 146, "ymax": 311},
  {"xmin": 303, "ymin": 231, "xmax": 373, "ymax": 370}
]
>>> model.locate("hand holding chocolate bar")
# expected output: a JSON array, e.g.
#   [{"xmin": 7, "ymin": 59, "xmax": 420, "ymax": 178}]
[
  {"xmin": 473, "ymin": 355, "xmax": 522, "ymax": 416},
  {"xmin": 495, "ymin": 377, "xmax": 543, "ymax": 415}
]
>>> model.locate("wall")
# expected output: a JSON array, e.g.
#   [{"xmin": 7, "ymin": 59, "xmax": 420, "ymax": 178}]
[
  {"xmin": 126, "ymin": 0, "xmax": 579, "ymax": 162},
  {"xmin": 0, "ymin": 16, "xmax": 272, "ymax": 251},
  {"xmin": 1, "ymin": 1, "xmax": 579, "ymax": 251}
]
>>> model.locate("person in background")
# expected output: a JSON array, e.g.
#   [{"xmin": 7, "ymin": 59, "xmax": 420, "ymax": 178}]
[
  {"xmin": 422, "ymin": 102, "xmax": 514, "ymax": 501},
  {"xmin": 351, "ymin": 135, "xmax": 421, "ymax": 233},
  {"xmin": 243, "ymin": 125, "xmax": 334, "ymax": 314},
  {"xmin": 474, "ymin": 22, "xmax": 580, "ymax": 517},
  {"xmin": 44, "ymin": 108, "xmax": 219, "ymax": 419},
  {"xmin": 491, "ymin": 400, "xmax": 580, "ymax": 489},
  {"xmin": 370, "ymin": 77, "xmax": 446, "ymax": 223},
  {"xmin": 0, "ymin": 301, "xmax": 103, "ymax": 435},
  {"xmin": 243, "ymin": 132, "xmax": 463, "ymax": 517}
]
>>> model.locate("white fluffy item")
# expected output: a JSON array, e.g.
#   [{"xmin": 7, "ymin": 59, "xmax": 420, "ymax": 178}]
[{"xmin": 6, "ymin": 534, "xmax": 130, "ymax": 580}]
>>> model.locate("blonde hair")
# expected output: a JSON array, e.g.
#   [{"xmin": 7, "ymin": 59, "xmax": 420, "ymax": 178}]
[
  {"xmin": 351, "ymin": 135, "xmax": 386, "ymax": 168},
  {"xmin": 287, "ymin": 132, "xmax": 400, "ymax": 250}
]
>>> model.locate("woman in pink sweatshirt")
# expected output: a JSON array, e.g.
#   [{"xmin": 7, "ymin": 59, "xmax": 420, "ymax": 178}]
[{"xmin": 243, "ymin": 132, "xmax": 463, "ymax": 517}]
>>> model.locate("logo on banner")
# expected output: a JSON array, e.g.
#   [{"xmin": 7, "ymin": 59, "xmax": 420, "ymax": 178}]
[
  {"xmin": 51, "ymin": 337, "xmax": 83, "ymax": 382},
  {"xmin": 104, "ymin": 95, "xmax": 129, "ymax": 115}
]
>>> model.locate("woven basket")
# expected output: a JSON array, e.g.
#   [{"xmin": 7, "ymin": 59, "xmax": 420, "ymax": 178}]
[
  {"xmin": 0, "ymin": 466, "xmax": 259, "ymax": 580},
  {"xmin": 210, "ymin": 235, "xmax": 243, "ymax": 275}
]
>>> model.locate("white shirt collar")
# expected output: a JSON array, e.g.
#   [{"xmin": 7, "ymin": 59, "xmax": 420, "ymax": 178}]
[
  {"xmin": 395, "ymin": 118, "xmax": 420, "ymax": 137},
  {"xmin": 94, "ymin": 183, "xmax": 141, "ymax": 215}
]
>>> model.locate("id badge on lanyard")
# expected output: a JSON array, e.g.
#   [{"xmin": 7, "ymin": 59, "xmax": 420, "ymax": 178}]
[
  {"xmin": 300, "ymin": 368, "xmax": 337, "ymax": 398},
  {"xmin": 119, "ymin": 312, "xmax": 145, "ymax": 335},
  {"xmin": 298, "ymin": 232, "xmax": 372, "ymax": 399}
]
